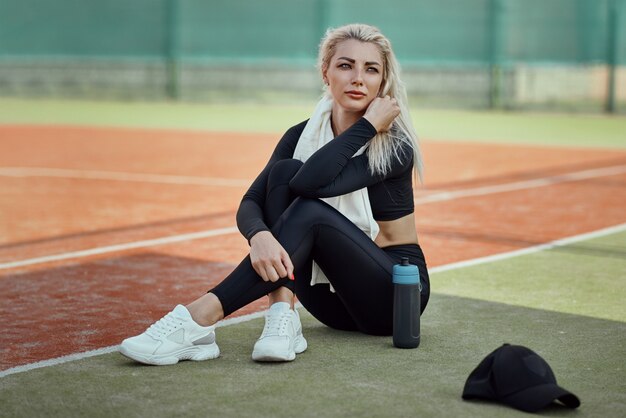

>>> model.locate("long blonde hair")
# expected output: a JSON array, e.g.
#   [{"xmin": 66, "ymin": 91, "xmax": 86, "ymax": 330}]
[{"xmin": 317, "ymin": 23, "xmax": 423, "ymax": 182}]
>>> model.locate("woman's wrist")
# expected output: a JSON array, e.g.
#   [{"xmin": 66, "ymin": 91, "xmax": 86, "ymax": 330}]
[
  {"xmin": 248, "ymin": 229, "xmax": 271, "ymax": 245},
  {"xmin": 363, "ymin": 96, "xmax": 400, "ymax": 133},
  {"xmin": 249, "ymin": 230, "xmax": 272, "ymax": 245},
  {"xmin": 361, "ymin": 115, "xmax": 380, "ymax": 134}
]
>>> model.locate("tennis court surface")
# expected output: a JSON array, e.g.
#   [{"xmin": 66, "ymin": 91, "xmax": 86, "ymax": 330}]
[{"xmin": 1, "ymin": 101, "xmax": 625, "ymax": 417}]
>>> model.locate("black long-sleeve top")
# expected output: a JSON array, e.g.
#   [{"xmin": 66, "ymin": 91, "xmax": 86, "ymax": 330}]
[{"xmin": 236, "ymin": 117, "xmax": 415, "ymax": 243}]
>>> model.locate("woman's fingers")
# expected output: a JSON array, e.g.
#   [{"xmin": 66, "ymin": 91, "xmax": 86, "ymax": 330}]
[
  {"xmin": 273, "ymin": 259, "xmax": 288, "ymax": 282},
  {"xmin": 251, "ymin": 261, "xmax": 268, "ymax": 281},
  {"xmin": 281, "ymin": 250, "xmax": 295, "ymax": 280},
  {"xmin": 364, "ymin": 95, "xmax": 401, "ymax": 133},
  {"xmin": 253, "ymin": 259, "xmax": 287, "ymax": 282},
  {"xmin": 263, "ymin": 265, "xmax": 280, "ymax": 282},
  {"xmin": 249, "ymin": 232, "xmax": 294, "ymax": 282}
]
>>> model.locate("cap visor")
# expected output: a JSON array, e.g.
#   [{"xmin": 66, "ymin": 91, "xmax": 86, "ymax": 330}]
[{"xmin": 502, "ymin": 383, "xmax": 580, "ymax": 412}]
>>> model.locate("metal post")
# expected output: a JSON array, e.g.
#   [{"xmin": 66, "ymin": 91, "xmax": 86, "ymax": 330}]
[
  {"xmin": 605, "ymin": 0, "xmax": 620, "ymax": 113},
  {"xmin": 165, "ymin": 0, "xmax": 180, "ymax": 100},
  {"xmin": 488, "ymin": 0, "xmax": 505, "ymax": 109}
]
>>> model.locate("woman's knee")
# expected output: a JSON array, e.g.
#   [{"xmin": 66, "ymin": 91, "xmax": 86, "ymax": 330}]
[
  {"xmin": 267, "ymin": 159, "xmax": 303, "ymax": 188},
  {"xmin": 279, "ymin": 197, "xmax": 335, "ymax": 229}
]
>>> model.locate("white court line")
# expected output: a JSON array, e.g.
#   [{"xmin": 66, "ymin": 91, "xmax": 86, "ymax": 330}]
[
  {"xmin": 0, "ymin": 164, "xmax": 624, "ymax": 196},
  {"xmin": 2, "ymin": 163, "xmax": 625, "ymax": 271},
  {"xmin": 0, "ymin": 306, "xmax": 285, "ymax": 378},
  {"xmin": 0, "ymin": 167, "xmax": 251, "ymax": 187},
  {"xmin": 414, "ymin": 164, "xmax": 626, "ymax": 204},
  {"xmin": 429, "ymin": 222, "xmax": 626, "ymax": 274},
  {"xmin": 0, "ymin": 227, "xmax": 239, "ymax": 270},
  {"xmin": 1, "ymin": 223, "xmax": 624, "ymax": 378}
]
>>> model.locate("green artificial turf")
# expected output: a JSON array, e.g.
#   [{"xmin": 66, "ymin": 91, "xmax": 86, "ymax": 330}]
[
  {"xmin": 434, "ymin": 230, "xmax": 626, "ymax": 322},
  {"xmin": 1, "ymin": 98, "xmax": 625, "ymax": 149},
  {"xmin": 1, "ymin": 231, "xmax": 624, "ymax": 417}
]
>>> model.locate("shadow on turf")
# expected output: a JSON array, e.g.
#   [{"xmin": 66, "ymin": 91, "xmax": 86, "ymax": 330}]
[
  {"xmin": 299, "ymin": 293, "xmax": 622, "ymax": 416},
  {"xmin": 93, "ymin": 292, "xmax": 626, "ymax": 417}
]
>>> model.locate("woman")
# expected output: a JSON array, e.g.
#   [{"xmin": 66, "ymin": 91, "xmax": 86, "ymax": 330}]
[{"xmin": 120, "ymin": 23, "xmax": 429, "ymax": 365}]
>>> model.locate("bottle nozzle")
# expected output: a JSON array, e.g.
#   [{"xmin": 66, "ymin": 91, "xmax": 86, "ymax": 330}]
[{"xmin": 401, "ymin": 257, "xmax": 409, "ymax": 266}]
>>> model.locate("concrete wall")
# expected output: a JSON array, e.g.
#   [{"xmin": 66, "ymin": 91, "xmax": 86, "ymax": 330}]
[{"xmin": 0, "ymin": 59, "xmax": 623, "ymax": 112}]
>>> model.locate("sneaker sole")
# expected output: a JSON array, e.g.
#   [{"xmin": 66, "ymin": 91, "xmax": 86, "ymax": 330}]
[
  {"xmin": 119, "ymin": 343, "xmax": 220, "ymax": 366},
  {"xmin": 251, "ymin": 334, "xmax": 308, "ymax": 362}
]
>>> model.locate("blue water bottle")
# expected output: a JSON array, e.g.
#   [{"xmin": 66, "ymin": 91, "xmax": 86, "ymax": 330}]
[{"xmin": 392, "ymin": 257, "xmax": 421, "ymax": 348}]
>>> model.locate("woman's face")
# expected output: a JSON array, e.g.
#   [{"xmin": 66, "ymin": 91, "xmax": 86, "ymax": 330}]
[{"xmin": 323, "ymin": 39, "xmax": 384, "ymax": 114}]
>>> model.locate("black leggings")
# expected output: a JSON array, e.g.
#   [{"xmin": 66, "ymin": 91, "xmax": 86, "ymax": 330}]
[{"xmin": 210, "ymin": 159, "xmax": 430, "ymax": 336}]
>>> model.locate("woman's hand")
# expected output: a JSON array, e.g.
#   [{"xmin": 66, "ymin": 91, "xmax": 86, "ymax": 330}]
[
  {"xmin": 249, "ymin": 231, "xmax": 294, "ymax": 282},
  {"xmin": 363, "ymin": 95, "xmax": 400, "ymax": 133}
]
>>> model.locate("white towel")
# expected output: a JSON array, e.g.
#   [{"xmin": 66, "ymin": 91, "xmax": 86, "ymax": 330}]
[{"xmin": 293, "ymin": 94, "xmax": 379, "ymax": 292}]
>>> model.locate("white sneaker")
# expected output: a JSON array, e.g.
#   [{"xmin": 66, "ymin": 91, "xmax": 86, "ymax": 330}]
[
  {"xmin": 251, "ymin": 302, "xmax": 308, "ymax": 362},
  {"xmin": 119, "ymin": 304, "xmax": 220, "ymax": 365}
]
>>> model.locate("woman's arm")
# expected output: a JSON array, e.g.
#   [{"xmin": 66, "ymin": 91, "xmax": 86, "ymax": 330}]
[
  {"xmin": 237, "ymin": 122, "xmax": 306, "ymax": 282},
  {"xmin": 236, "ymin": 121, "xmax": 305, "ymax": 243},
  {"xmin": 289, "ymin": 117, "xmax": 413, "ymax": 197},
  {"xmin": 299, "ymin": 147, "xmax": 413, "ymax": 197}
]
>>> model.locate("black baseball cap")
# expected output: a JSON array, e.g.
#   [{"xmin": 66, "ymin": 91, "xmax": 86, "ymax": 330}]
[{"xmin": 462, "ymin": 344, "xmax": 581, "ymax": 412}]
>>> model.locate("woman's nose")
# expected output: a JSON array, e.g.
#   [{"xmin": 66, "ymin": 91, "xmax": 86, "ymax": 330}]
[{"xmin": 352, "ymin": 70, "xmax": 364, "ymax": 86}]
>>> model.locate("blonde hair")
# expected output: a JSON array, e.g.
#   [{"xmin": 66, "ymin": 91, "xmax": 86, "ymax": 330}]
[{"xmin": 317, "ymin": 23, "xmax": 423, "ymax": 182}]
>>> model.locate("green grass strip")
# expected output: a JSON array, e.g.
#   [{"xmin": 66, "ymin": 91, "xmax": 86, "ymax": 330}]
[
  {"xmin": 1, "ymin": 230, "xmax": 624, "ymax": 417},
  {"xmin": 1, "ymin": 98, "xmax": 625, "ymax": 149}
]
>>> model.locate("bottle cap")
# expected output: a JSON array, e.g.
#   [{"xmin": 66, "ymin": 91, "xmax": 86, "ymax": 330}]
[{"xmin": 392, "ymin": 258, "xmax": 420, "ymax": 284}]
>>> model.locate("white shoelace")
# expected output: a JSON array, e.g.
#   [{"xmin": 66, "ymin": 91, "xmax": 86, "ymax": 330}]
[
  {"xmin": 261, "ymin": 311, "xmax": 292, "ymax": 337},
  {"xmin": 146, "ymin": 312, "xmax": 183, "ymax": 339}
]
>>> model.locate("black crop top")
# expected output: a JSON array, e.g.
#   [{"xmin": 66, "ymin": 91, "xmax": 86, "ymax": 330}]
[{"xmin": 236, "ymin": 117, "xmax": 415, "ymax": 242}]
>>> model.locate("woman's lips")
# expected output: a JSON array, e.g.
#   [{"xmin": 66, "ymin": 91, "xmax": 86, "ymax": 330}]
[{"xmin": 346, "ymin": 91, "xmax": 366, "ymax": 99}]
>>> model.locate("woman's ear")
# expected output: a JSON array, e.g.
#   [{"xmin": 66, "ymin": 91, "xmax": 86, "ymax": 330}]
[{"xmin": 322, "ymin": 66, "xmax": 328, "ymax": 85}]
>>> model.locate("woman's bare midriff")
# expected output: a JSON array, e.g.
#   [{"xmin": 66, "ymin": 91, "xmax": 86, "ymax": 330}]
[{"xmin": 374, "ymin": 212, "xmax": 419, "ymax": 248}]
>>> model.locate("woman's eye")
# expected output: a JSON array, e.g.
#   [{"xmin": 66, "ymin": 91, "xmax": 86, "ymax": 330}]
[{"xmin": 337, "ymin": 63, "xmax": 378, "ymax": 72}]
